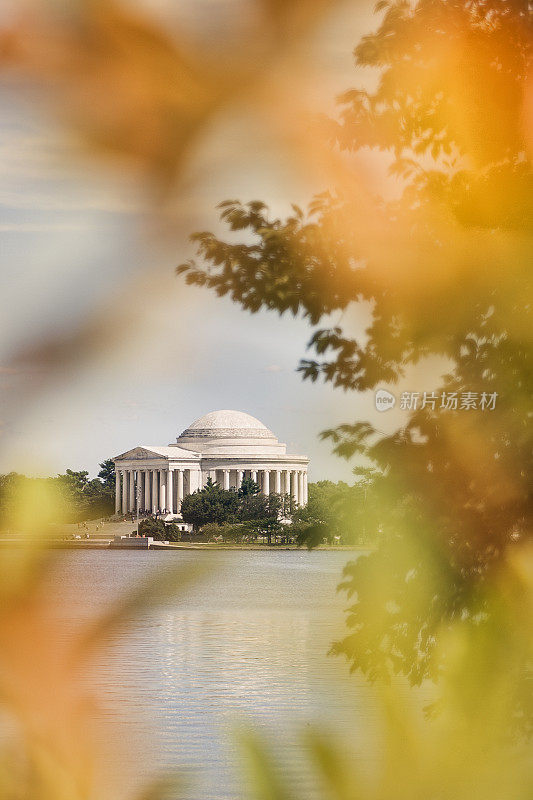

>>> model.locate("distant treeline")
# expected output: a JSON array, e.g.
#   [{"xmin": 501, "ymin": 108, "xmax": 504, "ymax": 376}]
[
  {"xmin": 0, "ymin": 463, "xmax": 379, "ymax": 545},
  {"xmin": 0, "ymin": 460, "xmax": 116, "ymax": 528},
  {"xmin": 177, "ymin": 476, "xmax": 379, "ymax": 547},
  {"xmin": 293, "ymin": 478, "xmax": 379, "ymax": 547}
]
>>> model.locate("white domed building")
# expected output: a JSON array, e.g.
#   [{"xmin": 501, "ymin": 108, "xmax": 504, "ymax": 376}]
[{"xmin": 113, "ymin": 410, "xmax": 309, "ymax": 516}]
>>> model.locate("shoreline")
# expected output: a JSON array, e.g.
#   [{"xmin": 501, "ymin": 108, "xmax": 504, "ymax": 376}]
[
  {"xmin": 0, "ymin": 522, "xmax": 372, "ymax": 551},
  {"xmin": 0, "ymin": 536, "xmax": 369, "ymax": 552}
]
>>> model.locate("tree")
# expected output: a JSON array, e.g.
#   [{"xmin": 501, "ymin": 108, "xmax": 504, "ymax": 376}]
[
  {"xmin": 180, "ymin": 482, "xmax": 289, "ymax": 542},
  {"xmin": 177, "ymin": 0, "xmax": 533, "ymax": 693},
  {"xmin": 201, "ymin": 522, "xmax": 248, "ymax": 543},
  {"xmin": 55, "ymin": 465, "xmax": 115, "ymax": 520},
  {"xmin": 0, "ymin": 462, "xmax": 118, "ymax": 529},
  {"xmin": 138, "ymin": 517, "xmax": 166, "ymax": 540},
  {"xmin": 138, "ymin": 518, "xmax": 181, "ymax": 542},
  {"xmin": 180, "ymin": 482, "xmax": 240, "ymax": 531},
  {"xmin": 238, "ymin": 477, "xmax": 259, "ymax": 497},
  {"xmin": 293, "ymin": 522, "xmax": 328, "ymax": 549},
  {"xmin": 0, "ymin": 473, "xmax": 25, "ymax": 528},
  {"xmin": 97, "ymin": 459, "xmax": 116, "ymax": 493},
  {"xmin": 239, "ymin": 492, "xmax": 285, "ymax": 544},
  {"xmin": 165, "ymin": 523, "xmax": 182, "ymax": 543},
  {"xmin": 293, "ymin": 480, "xmax": 375, "ymax": 547}
]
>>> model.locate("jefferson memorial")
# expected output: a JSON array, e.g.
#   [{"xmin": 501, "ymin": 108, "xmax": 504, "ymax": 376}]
[{"xmin": 113, "ymin": 410, "xmax": 309, "ymax": 516}]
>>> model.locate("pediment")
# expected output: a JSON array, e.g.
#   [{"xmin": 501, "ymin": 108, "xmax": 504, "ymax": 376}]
[{"xmin": 114, "ymin": 447, "xmax": 168, "ymax": 461}]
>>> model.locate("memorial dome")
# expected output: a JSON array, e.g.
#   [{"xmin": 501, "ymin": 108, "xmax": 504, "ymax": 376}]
[
  {"xmin": 113, "ymin": 408, "xmax": 308, "ymax": 515},
  {"xmin": 175, "ymin": 410, "xmax": 283, "ymax": 454},
  {"xmin": 179, "ymin": 410, "xmax": 275, "ymax": 440}
]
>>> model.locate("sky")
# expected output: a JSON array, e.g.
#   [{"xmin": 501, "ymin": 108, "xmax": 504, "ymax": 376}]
[{"xmin": 0, "ymin": 0, "xmax": 446, "ymax": 483}]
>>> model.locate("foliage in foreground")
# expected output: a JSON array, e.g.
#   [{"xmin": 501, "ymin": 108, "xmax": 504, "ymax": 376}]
[
  {"xmin": 0, "ymin": 0, "xmax": 531, "ymax": 798},
  {"xmin": 178, "ymin": 0, "xmax": 533, "ymax": 700}
]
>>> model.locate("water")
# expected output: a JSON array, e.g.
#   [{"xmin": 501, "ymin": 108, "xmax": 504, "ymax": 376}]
[{"xmin": 44, "ymin": 550, "xmax": 383, "ymax": 800}]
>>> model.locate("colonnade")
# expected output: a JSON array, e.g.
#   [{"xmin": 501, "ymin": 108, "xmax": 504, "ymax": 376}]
[
  {"xmin": 115, "ymin": 466, "xmax": 308, "ymax": 515},
  {"xmin": 115, "ymin": 467, "xmax": 187, "ymax": 516}
]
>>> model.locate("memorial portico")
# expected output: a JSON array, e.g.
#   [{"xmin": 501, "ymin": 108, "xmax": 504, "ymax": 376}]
[{"xmin": 113, "ymin": 410, "xmax": 309, "ymax": 517}]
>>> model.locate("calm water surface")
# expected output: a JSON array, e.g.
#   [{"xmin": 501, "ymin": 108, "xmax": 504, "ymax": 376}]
[{"xmin": 46, "ymin": 550, "xmax": 384, "ymax": 800}]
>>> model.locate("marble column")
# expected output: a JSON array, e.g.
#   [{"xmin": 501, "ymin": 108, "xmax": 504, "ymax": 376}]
[
  {"xmin": 262, "ymin": 469, "xmax": 269, "ymax": 496},
  {"xmin": 284, "ymin": 469, "xmax": 291, "ymax": 497},
  {"xmin": 291, "ymin": 470, "xmax": 298, "ymax": 505},
  {"xmin": 138, "ymin": 471, "xmax": 143, "ymax": 511},
  {"xmin": 237, "ymin": 470, "xmax": 243, "ymax": 489},
  {"xmin": 128, "ymin": 470, "xmax": 135, "ymax": 512},
  {"xmin": 144, "ymin": 469, "xmax": 151, "ymax": 510},
  {"xmin": 251, "ymin": 470, "xmax": 257, "ymax": 483},
  {"xmin": 274, "ymin": 470, "xmax": 281, "ymax": 494},
  {"xmin": 303, "ymin": 472, "xmax": 308, "ymax": 504},
  {"xmin": 298, "ymin": 471, "xmax": 304, "ymax": 506},
  {"xmin": 124, "ymin": 471, "xmax": 129, "ymax": 512},
  {"xmin": 121, "ymin": 471, "xmax": 127, "ymax": 514},
  {"xmin": 177, "ymin": 469, "xmax": 184, "ymax": 511},
  {"xmin": 115, "ymin": 470, "xmax": 120, "ymax": 514},
  {"xmin": 195, "ymin": 469, "xmax": 203, "ymax": 493},
  {"xmin": 223, "ymin": 470, "xmax": 230, "ymax": 490},
  {"xmin": 159, "ymin": 469, "xmax": 166, "ymax": 511},
  {"xmin": 152, "ymin": 470, "xmax": 158, "ymax": 512},
  {"xmin": 167, "ymin": 468, "xmax": 174, "ymax": 514}
]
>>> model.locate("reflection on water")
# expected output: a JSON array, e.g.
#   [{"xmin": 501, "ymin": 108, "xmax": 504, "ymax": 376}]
[{"xmin": 45, "ymin": 550, "xmax": 382, "ymax": 800}]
